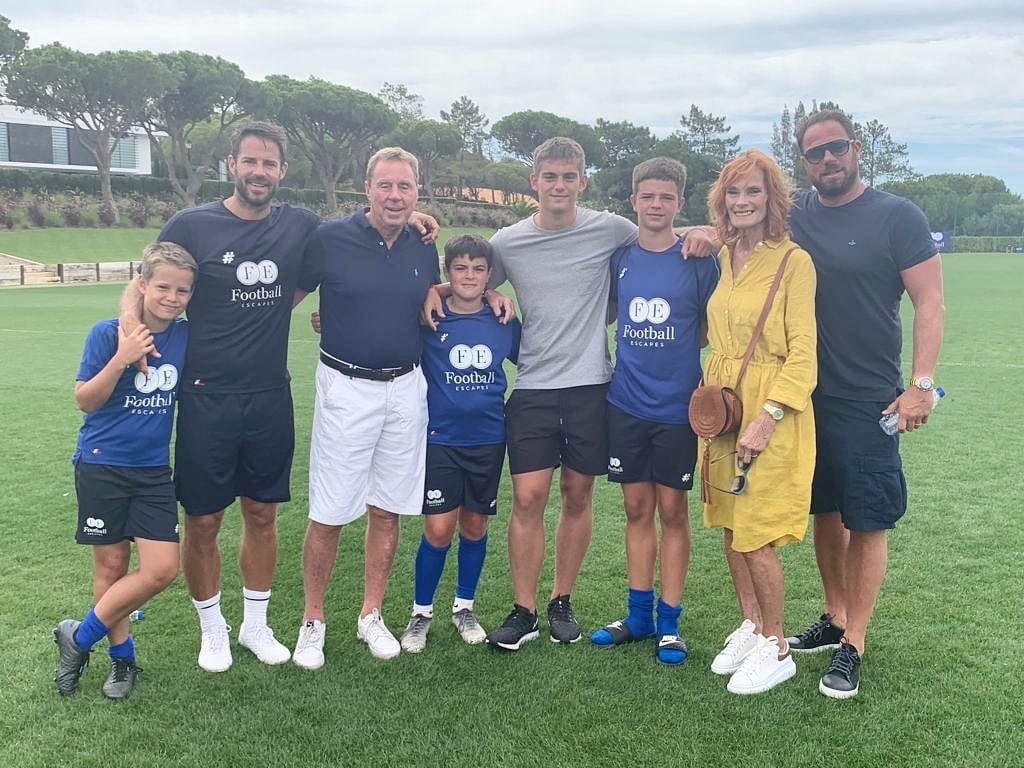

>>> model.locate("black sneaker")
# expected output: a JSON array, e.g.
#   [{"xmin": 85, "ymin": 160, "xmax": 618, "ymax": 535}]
[
  {"xmin": 487, "ymin": 605, "xmax": 539, "ymax": 651},
  {"xmin": 819, "ymin": 640, "xmax": 862, "ymax": 699},
  {"xmin": 786, "ymin": 613, "xmax": 844, "ymax": 654},
  {"xmin": 102, "ymin": 657, "xmax": 141, "ymax": 700},
  {"xmin": 53, "ymin": 619, "xmax": 90, "ymax": 696},
  {"xmin": 547, "ymin": 594, "xmax": 581, "ymax": 644}
]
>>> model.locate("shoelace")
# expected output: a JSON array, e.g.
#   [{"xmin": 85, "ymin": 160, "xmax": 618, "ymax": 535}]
[
  {"xmin": 407, "ymin": 616, "xmax": 430, "ymax": 634},
  {"xmin": 453, "ymin": 611, "xmax": 479, "ymax": 629},
  {"xmin": 722, "ymin": 626, "xmax": 753, "ymax": 656},
  {"xmin": 207, "ymin": 624, "xmax": 231, "ymax": 650},
  {"xmin": 300, "ymin": 622, "xmax": 323, "ymax": 646},
  {"xmin": 826, "ymin": 644, "xmax": 857, "ymax": 677},
  {"xmin": 550, "ymin": 599, "xmax": 575, "ymax": 621},
  {"xmin": 796, "ymin": 615, "xmax": 832, "ymax": 643},
  {"xmin": 110, "ymin": 659, "xmax": 139, "ymax": 682}
]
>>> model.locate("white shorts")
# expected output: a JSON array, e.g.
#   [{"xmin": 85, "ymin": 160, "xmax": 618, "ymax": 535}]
[{"xmin": 308, "ymin": 361, "xmax": 428, "ymax": 525}]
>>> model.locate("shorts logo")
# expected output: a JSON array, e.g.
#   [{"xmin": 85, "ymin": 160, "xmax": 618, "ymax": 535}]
[
  {"xmin": 449, "ymin": 344, "xmax": 493, "ymax": 370},
  {"xmin": 235, "ymin": 260, "xmax": 279, "ymax": 286},
  {"xmin": 628, "ymin": 297, "xmax": 671, "ymax": 324},
  {"xmin": 134, "ymin": 364, "xmax": 179, "ymax": 394},
  {"xmin": 681, "ymin": 473, "xmax": 692, "ymax": 483},
  {"xmin": 86, "ymin": 517, "xmax": 105, "ymax": 528},
  {"xmin": 608, "ymin": 456, "xmax": 623, "ymax": 474},
  {"xmin": 83, "ymin": 517, "xmax": 107, "ymax": 535},
  {"xmin": 425, "ymin": 489, "xmax": 445, "ymax": 507}
]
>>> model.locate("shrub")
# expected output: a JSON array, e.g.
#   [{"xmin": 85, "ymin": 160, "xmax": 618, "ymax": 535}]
[
  {"xmin": 98, "ymin": 201, "xmax": 117, "ymax": 227},
  {"xmin": 61, "ymin": 195, "xmax": 85, "ymax": 227},
  {"xmin": 124, "ymin": 195, "xmax": 151, "ymax": 227},
  {"xmin": 7, "ymin": 209, "xmax": 27, "ymax": 228},
  {"xmin": 79, "ymin": 208, "xmax": 98, "ymax": 227},
  {"xmin": 156, "ymin": 199, "xmax": 179, "ymax": 222}
]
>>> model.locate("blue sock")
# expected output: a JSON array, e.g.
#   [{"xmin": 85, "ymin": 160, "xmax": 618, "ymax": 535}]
[
  {"xmin": 108, "ymin": 636, "xmax": 135, "ymax": 661},
  {"xmin": 656, "ymin": 598, "xmax": 683, "ymax": 637},
  {"xmin": 455, "ymin": 533, "xmax": 488, "ymax": 601},
  {"xmin": 624, "ymin": 588, "xmax": 655, "ymax": 637},
  {"xmin": 414, "ymin": 535, "xmax": 450, "ymax": 607},
  {"xmin": 74, "ymin": 608, "xmax": 109, "ymax": 652}
]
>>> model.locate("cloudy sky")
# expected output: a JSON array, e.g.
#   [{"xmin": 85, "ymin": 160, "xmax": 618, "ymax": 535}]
[{"xmin": 7, "ymin": 0, "xmax": 1024, "ymax": 193}]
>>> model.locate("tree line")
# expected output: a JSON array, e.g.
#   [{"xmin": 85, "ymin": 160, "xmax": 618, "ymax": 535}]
[{"xmin": 1, "ymin": 15, "xmax": 1020, "ymax": 235}]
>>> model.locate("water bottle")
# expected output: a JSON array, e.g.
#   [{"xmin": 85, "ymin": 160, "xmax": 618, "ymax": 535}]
[
  {"xmin": 129, "ymin": 609, "xmax": 145, "ymax": 622},
  {"xmin": 879, "ymin": 386, "xmax": 944, "ymax": 435}
]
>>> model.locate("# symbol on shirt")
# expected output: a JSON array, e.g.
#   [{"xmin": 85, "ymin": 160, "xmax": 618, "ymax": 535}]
[
  {"xmin": 440, "ymin": 333, "xmax": 449, "ymax": 343},
  {"xmin": 847, "ymin": 240, "xmax": 857, "ymax": 247}
]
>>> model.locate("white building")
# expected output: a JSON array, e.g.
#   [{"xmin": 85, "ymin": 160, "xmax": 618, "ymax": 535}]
[{"xmin": 0, "ymin": 105, "xmax": 152, "ymax": 175}]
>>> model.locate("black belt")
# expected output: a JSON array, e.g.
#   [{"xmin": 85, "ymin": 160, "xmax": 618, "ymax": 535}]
[{"xmin": 319, "ymin": 352, "xmax": 416, "ymax": 382}]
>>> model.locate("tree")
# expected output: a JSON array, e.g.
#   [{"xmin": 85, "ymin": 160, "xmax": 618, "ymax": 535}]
[
  {"xmin": 387, "ymin": 118, "xmax": 462, "ymax": 201},
  {"xmin": 485, "ymin": 159, "xmax": 533, "ymax": 204},
  {"xmin": 675, "ymin": 105, "xmax": 739, "ymax": 167},
  {"xmin": 0, "ymin": 14, "xmax": 27, "ymax": 64},
  {"xmin": 143, "ymin": 52, "xmax": 254, "ymax": 207},
  {"xmin": 377, "ymin": 82, "xmax": 424, "ymax": 119},
  {"xmin": 4, "ymin": 44, "xmax": 175, "ymax": 222},
  {"xmin": 491, "ymin": 110, "xmax": 603, "ymax": 166},
  {"xmin": 265, "ymin": 75, "xmax": 398, "ymax": 212},
  {"xmin": 858, "ymin": 118, "xmax": 914, "ymax": 186},
  {"xmin": 440, "ymin": 96, "xmax": 489, "ymax": 156},
  {"xmin": 594, "ymin": 118, "xmax": 656, "ymax": 167}
]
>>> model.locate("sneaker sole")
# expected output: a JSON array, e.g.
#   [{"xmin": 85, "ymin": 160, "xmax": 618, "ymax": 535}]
[
  {"xmin": 357, "ymin": 634, "xmax": 400, "ymax": 660},
  {"xmin": 400, "ymin": 640, "xmax": 427, "ymax": 653},
  {"xmin": 787, "ymin": 641, "xmax": 840, "ymax": 654},
  {"xmin": 293, "ymin": 655, "xmax": 325, "ymax": 670},
  {"xmin": 727, "ymin": 663, "xmax": 797, "ymax": 695},
  {"xmin": 819, "ymin": 679, "xmax": 859, "ymax": 699},
  {"xmin": 238, "ymin": 645, "xmax": 291, "ymax": 665},
  {"xmin": 490, "ymin": 629, "xmax": 540, "ymax": 651},
  {"xmin": 198, "ymin": 657, "xmax": 233, "ymax": 673},
  {"xmin": 549, "ymin": 631, "xmax": 582, "ymax": 644}
]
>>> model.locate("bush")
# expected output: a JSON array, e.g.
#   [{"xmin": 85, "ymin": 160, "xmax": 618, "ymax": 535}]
[
  {"xmin": 156, "ymin": 199, "xmax": 179, "ymax": 222},
  {"xmin": 79, "ymin": 208, "xmax": 98, "ymax": 227},
  {"xmin": 98, "ymin": 202, "xmax": 117, "ymax": 227},
  {"xmin": 950, "ymin": 235, "xmax": 1023, "ymax": 253},
  {"xmin": 124, "ymin": 195, "xmax": 151, "ymax": 227},
  {"xmin": 60, "ymin": 193, "xmax": 85, "ymax": 227},
  {"xmin": 26, "ymin": 195, "xmax": 50, "ymax": 227}
]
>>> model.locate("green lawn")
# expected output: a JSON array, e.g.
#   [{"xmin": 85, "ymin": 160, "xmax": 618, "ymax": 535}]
[
  {"xmin": 0, "ymin": 254, "xmax": 1020, "ymax": 767},
  {"xmin": 0, "ymin": 226, "xmax": 495, "ymax": 265}
]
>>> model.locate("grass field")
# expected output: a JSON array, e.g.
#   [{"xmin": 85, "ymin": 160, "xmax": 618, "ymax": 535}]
[{"xmin": 0, "ymin": 251, "xmax": 1021, "ymax": 768}]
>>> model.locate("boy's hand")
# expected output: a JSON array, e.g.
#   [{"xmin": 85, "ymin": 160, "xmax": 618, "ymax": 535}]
[
  {"xmin": 409, "ymin": 211, "xmax": 440, "ymax": 244},
  {"xmin": 116, "ymin": 324, "xmax": 155, "ymax": 368}
]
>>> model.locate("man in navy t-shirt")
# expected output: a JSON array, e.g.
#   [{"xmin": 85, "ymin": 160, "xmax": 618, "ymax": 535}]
[
  {"xmin": 589, "ymin": 157, "xmax": 718, "ymax": 666},
  {"xmin": 782, "ymin": 110, "xmax": 945, "ymax": 700},
  {"xmin": 397, "ymin": 234, "xmax": 521, "ymax": 654},
  {"xmin": 292, "ymin": 147, "xmax": 441, "ymax": 666}
]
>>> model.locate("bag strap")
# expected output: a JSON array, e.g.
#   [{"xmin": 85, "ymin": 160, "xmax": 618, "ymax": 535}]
[{"xmin": 734, "ymin": 246, "xmax": 796, "ymax": 389}]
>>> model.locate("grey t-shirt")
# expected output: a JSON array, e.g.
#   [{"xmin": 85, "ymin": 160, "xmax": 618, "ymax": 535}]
[{"xmin": 489, "ymin": 207, "xmax": 637, "ymax": 390}]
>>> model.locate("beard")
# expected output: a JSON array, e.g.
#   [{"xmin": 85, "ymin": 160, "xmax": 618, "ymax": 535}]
[
  {"xmin": 812, "ymin": 163, "xmax": 859, "ymax": 200},
  {"xmin": 234, "ymin": 177, "xmax": 277, "ymax": 209}
]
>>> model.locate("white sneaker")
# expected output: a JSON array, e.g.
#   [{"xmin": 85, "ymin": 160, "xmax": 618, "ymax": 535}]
[
  {"xmin": 727, "ymin": 635, "xmax": 797, "ymax": 695},
  {"xmin": 356, "ymin": 609, "xmax": 400, "ymax": 660},
  {"xmin": 711, "ymin": 619, "xmax": 760, "ymax": 675},
  {"xmin": 452, "ymin": 608, "xmax": 487, "ymax": 645},
  {"xmin": 400, "ymin": 614, "xmax": 431, "ymax": 653},
  {"xmin": 293, "ymin": 620, "xmax": 326, "ymax": 670},
  {"xmin": 238, "ymin": 622, "xmax": 291, "ymax": 665},
  {"xmin": 198, "ymin": 623, "xmax": 233, "ymax": 672}
]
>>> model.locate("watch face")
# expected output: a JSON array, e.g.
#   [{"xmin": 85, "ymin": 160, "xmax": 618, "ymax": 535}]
[{"xmin": 915, "ymin": 376, "xmax": 934, "ymax": 391}]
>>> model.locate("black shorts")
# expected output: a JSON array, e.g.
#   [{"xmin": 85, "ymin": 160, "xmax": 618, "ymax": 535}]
[
  {"xmin": 811, "ymin": 394, "xmax": 908, "ymax": 531},
  {"xmin": 423, "ymin": 442, "xmax": 506, "ymax": 516},
  {"xmin": 505, "ymin": 384, "xmax": 609, "ymax": 476},
  {"xmin": 606, "ymin": 404, "xmax": 697, "ymax": 490},
  {"xmin": 75, "ymin": 463, "xmax": 179, "ymax": 544},
  {"xmin": 174, "ymin": 386, "xmax": 295, "ymax": 516}
]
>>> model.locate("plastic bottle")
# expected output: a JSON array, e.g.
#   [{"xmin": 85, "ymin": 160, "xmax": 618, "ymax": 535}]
[
  {"xmin": 129, "ymin": 609, "xmax": 145, "ymax": 622},
  {"xmin": 879, "ymin": 386, "xmax": 944, "ymax": 435}
]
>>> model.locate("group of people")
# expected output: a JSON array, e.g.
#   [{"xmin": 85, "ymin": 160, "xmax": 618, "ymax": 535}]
[{"xmin": 54, "ymin": 109, "xmax": 943, "ymax": 702}]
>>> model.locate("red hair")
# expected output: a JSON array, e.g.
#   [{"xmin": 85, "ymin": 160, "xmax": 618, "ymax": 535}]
[{"xmin": 708, "ymin": 149, "xmax": 792, "ymax": 245}]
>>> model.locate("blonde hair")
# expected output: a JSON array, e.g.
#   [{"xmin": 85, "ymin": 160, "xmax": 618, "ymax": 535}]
[{"xmin": 140, "ymin": 242, "xmax": 197, "ymax": 280}]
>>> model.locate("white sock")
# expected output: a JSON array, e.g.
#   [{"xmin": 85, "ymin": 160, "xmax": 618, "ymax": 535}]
[
  {"xmin": 452, "ymin": 597, "xmax": 474, "ymax": 613},
  {"xmin": 193, "ymin": 592, "xmax": 226, "ymax": 633},
  {"xmin": 412, "ymin": 602, "xmax": 434, "ymax": 618},
  {"xmin": 242, "ymin": 587, "xmax": 271, "ymax": 627}
]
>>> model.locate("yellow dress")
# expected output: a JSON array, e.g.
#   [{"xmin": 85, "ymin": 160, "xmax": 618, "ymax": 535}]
[{"xmin": 701, "ymin": 238, "xmax": 818, "ymax": 552}]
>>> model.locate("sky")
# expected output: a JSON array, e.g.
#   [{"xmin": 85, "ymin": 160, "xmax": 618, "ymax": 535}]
[{"xmin": 6, "ymin": 0, "xmax": 1024, "ymax": 193}]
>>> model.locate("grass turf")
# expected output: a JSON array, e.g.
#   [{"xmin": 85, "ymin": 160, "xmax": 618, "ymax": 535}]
[{"xmin": 0, "ymin": 253, "xmax": 1020, "ymax": 767}]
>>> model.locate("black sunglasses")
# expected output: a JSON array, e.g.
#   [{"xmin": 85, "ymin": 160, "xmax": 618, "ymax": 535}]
[
  {"xmin": 704, "ymin": 451, "xmax": 754, "ymax": 496},
  {"xmin": 803, "ymin": 138, "xmax": 855, "ymax": 164}
]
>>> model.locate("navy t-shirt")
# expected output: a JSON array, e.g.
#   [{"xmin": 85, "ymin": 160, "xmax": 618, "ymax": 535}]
[
  {"xmin": 421, "ymin": 301, "xmax": 521, "ymax": 446},
  {"xmin": 73, "ymin": 318, "xmax": 189, "ymax": 467},
  {"xmin": 789, "ymin": 188, "xmax": 936, "ymax": 401},
  {"xmin": 607, "ymin": 238, "xmax": 719, "ymax": 424},
  {"xmin": 300, "ymin": 210, "xmax": 441, "ymax": 369},
  {"xmin": 159, "ymin": 201, "xmax": 320, "ymax": 393}
]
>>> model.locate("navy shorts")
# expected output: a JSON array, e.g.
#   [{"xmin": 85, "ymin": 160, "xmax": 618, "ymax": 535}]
[
  {"xmin": 424, "ymin": 442, "xmax": 506, "ymax": 516},
  {"xmin": 75, "ymin": 463, "xmax": 179, "ymax": 544},
  {"xmin": 606, "ymin": 404, "xmax": 697, "ymax": 490},
  {"xmin": 174, "ymin": 386, "xmax": 295, "ymax": 516},
  {"xmin": 811, "ymin": 394, "xmax": 908, "ymax": 531},
  {"xmin": 505, "ymin": 384, "xmax": 609, "ymax": 476}
]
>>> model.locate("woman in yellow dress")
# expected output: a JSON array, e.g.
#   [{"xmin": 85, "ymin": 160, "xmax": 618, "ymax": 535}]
[{"xmin": 701, "ymin": 149, "xmax": 818, "ymax": 695}]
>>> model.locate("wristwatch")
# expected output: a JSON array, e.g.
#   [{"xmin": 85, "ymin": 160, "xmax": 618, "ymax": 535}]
[
  {"xmin": 762, "ymin": 403, "xmax": 784, "ymax": 421},
  {"xmin": 910, "ymin": 375, "xmax": 935, "ymax": 392}
]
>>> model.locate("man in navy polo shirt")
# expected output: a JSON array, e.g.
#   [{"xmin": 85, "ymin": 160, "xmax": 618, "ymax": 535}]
[{"xmin": 292, "ymin": 147, "xmax": 441, "ymax": 666}]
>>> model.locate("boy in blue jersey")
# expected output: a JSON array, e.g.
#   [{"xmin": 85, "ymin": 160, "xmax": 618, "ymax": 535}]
[
  {"xmin": 590, "ymin": 157, "xmax": 719, "ymax": 664},
  {"xmin": 53, "ymin": 242, "xmax": 196, "ymax": 699},
  {"xmin": 398, "ymin": 234, "xmax": 521, "ymax": 653}
]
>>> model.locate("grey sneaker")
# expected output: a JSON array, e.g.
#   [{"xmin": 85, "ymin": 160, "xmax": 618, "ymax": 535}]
[
  {"xmin": 53, "ymin": 619, "xmax": 90, "ymax": 696},
  {"xmin": 400, "ymin": 614, "xmax": 432, "ymax": 653},
  {"xmin": 452, "ymin": 609, "xmax": 487, "ymax": 645},
  {"xmin": 547, "ymin": 595, "xmax": 582, "ymax": 643},
  {"xmin": 102, "ymin": 657, "xmax": 141, "ymax": 700}
]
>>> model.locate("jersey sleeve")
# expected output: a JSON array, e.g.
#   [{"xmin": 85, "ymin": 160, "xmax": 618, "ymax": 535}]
[
  {"xmin": 297, "ymin": 226, "xmax": 327, "ymax": 294},
  {"xmin": 891, "ymin": 199, "xmax": 939, "ymax": 271},
  {"xmin": 76, "ymin": 320, "xmax": 117, "ymax": 382},
  {"xmin": 506, "ymin": 317, "xmax": 523, "ymax": 365},
  {"xmin": 608, "ymin": 245, "xmax": 630, "ymax": 303},
  {"xmin": 765, "ymin": 250, "xmax": 818, "ymax": 413}
]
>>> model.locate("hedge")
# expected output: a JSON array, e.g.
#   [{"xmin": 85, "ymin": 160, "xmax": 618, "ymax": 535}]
[{"xmin": 949, "ymin": 235, "xmax": 1024, "ymax": 253}]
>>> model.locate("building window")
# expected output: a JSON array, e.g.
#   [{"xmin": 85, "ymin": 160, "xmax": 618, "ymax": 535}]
[
  {"xmin": 109, "ymin": 135, "xmax": 137, "ymax": 169},
  {"xmin": 52, "ymin": 127, "xmax": 69, "ymax": 165},
  {"xmin": 0, "ymin": 123, "xmax": 7, "ymax": 162}
]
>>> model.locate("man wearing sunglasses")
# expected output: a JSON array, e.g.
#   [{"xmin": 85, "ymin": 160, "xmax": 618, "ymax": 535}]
[{"xmin": 783, "ymin": 110, "xmax": 945, "ymax": 699}]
